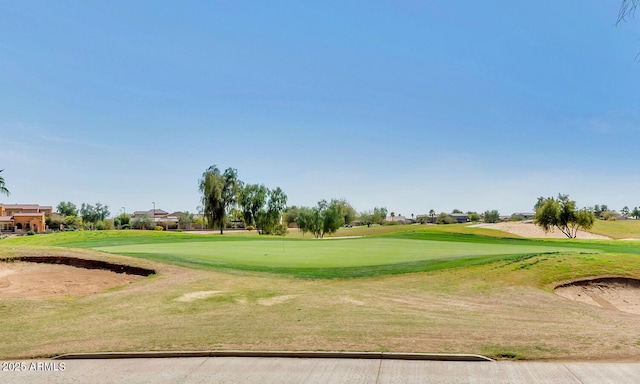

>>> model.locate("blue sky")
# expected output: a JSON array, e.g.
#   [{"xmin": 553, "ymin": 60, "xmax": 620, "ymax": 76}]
[{"xmin": 1, "ymin": 1, "xmax": 639, "ymax": 217}]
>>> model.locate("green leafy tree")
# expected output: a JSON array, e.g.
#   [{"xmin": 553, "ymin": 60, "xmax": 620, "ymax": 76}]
[
  {"xmin": 132, "ymin": 214, "xmax": 154, "ymax": 230},
  {"xmin": 336, "ymin": 199, "xmax": 357, "ymax": 225},
  {"xmin": 117, "ymin": 213, "xmax": 131, "ymax": 227},
  {"xmin": 632, "ymin": 207, "xmax": 640, "ymax": 219},
  {"xmin": 95, "ymin": 202, "xmax": 110, "ymax": 221},
  {"xmin": 534, "ymin": 194, "xmax": 596, "ymax": 238},
  {"xmin": 483, "ymin": 210, "xmax": 500, "ymax": 223},
  {"xmin": 256, "ymin": 187, "xmax": 288, "ymax": 235},
  {"xmin": 358, "ymin": 206, "xmax": 387, "ymax": 228},
  {"xmin": 296, "ymin": 199, "xmax": 346, "ymax": 238},
  {"xmin": 64, "ymin": 215, "xmax": 82, "ymax": 230},
  {"xmin": 80, "ymin": 203, "xmax": 98, "ymax": 227},
  {"xmin": 622, "ymin": 206, "xmax": 630, "ymax": 216},
  {"xmin": 46, "ymin": 213, "xmax": 64, "ymax": 230},
  {"xmin": 178, "ymin": 212, "xmax": 194, "ymax": 230},
  {"xmin": 283, "ymin": 206, "xmax": 300, "ymax": 226},
  {"xmin": 452, "ymin": 209, "xmax": 463, "ymax": 214},
  {"xmin": 436, "ymin": 212, "xmax": 456, "ymax": 224},
  {"xmin": 468, "ymin": 212, "xmax": 481, "ymax": 222},
  {"xmin": 56, "ymin": 201, "xmax": 78, "ymax": 217},
  {"xmin": 199, "ymin": 165, "xmax": 239, "ymax": 234},
  {"xmin": 239, "ymin": 183, "xmax": 268, "ymax": 229}
]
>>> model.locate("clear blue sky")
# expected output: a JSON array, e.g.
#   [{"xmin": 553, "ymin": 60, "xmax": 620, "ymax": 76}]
[{"xmin": 1, "ymin": 1, "xmax": 639, "ymax": 217}]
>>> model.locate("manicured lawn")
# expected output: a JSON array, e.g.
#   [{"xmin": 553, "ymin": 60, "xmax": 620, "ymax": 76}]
[{"xmin": 94, "ymin": 237, "xmax": 597, "ymax": 269}]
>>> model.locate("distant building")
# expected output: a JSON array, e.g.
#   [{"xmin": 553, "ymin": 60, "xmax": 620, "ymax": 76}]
[
  {"xmin": 512, "ymin": 213, "xmax": 535, "ymax": 220},
  {"xmin": 450, "ymin": 213, "xmax": 469, "ymax": 223},
  {"xmin": 0, "ymin": 203, "xmax": 53, "ymax": 233},
  {"xmin": 386, "ymin": 215, "xmax": 408, "ymax": 224},
  {"xmin": 131, "ymin": 209, "xmax": 179, "ymax": 228}
]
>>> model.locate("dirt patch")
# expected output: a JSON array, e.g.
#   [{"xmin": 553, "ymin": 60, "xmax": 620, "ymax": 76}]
[
  {"xmin": 475, "ymin": 222, "xmax": 610, "ymax": 239},
  {"xmin": 0, "ymin": 262, "xmax": 142, "ymax": 298},
  {"xmin": 177, "ymin": 290, "xmax": 222, "ymax": 302},
  {"xmin": 555, "ymin": 278, "xmax": 640, "ymax": 315},
  {"xmin": 258, "ymin": 294, "xmax": 298, "ymax": 306}
]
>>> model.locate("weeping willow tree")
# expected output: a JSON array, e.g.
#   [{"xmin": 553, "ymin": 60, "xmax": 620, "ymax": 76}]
[
  {"xmin": 198, "ymin": 165, "xmax": 239, "ymax": 234},
  {"xmin": 0, "ymin": 169, "xmax": 9, "ymax": 196},
  {"xmin": 618, "ymin": 0, "xmax": 638, "ymax": 24}
]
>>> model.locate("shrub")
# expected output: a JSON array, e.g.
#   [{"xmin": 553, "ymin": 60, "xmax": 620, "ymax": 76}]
[
  {"xmin": 27, "ymin": 230, "xmax": 35, "ymax": 236},
  {"xmin": 94, "ymin": 220, "xmax": 106, "ymax": 230},
  {"xmin": 246, "ymin": 225, "xmax": 255, "ymax": 231},
  {"xmin": 509, "ymin": 215, "xmax": 525, "ymax": 222},
  {"xmin": 437, "ymin": 213, "xmax": 457, "ymax": 224},
  {"xmin": 154, "ymin": 226, "xmax": 164, "ymax": 231},
  {"xmin": 600, "ymin": 211, "xmax": 618, "ymax": 221},
  {"xmin": 273, "ymin": 224, "xmax": 288, "ymax": 236}
]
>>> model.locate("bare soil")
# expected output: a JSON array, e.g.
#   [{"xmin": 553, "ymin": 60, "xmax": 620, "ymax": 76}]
[
  {"xmin": 475, "ymin": 222, "xmax": 610, "ymax": 239},
  {"xmin": 555, "ymin": 278, "xmax": 640, "ymax": 315},
  {"xmin": 0, "ymin": 262, "xmax": 142, "ymax": 298}
]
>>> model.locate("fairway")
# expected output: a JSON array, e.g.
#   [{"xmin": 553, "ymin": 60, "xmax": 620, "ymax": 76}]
[{"xmin": 94, "ymin": 237, "xmax": 597, "ymax": 269}]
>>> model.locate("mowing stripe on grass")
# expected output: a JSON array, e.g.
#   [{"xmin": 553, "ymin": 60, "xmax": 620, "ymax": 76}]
[{"xmin": 95, "ymin": 238, "xmax": 597, "ymax": 269}]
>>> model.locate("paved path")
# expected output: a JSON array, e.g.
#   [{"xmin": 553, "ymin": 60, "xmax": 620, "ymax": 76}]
[{"xmin": 3, "ymin": 357, "xmax": 640, "ymax": 383}]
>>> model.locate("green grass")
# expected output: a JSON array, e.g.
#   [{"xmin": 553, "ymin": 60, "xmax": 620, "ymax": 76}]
[{"xmin": 1, "ymin": 229, "xmax": 600, "ymax": 278}]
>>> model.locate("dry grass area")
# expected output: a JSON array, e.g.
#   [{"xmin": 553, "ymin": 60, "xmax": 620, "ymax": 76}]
[{"xmin": 1, "ymin": 247, "xmax": 640, "ymax": 361}]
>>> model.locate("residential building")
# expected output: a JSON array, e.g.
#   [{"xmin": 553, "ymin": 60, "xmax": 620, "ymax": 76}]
[{"xmin": 0, "ymin": 203, "xmax": 53, "ymax": 233}]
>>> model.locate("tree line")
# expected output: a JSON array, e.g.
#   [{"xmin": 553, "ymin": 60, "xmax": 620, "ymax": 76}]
[
  {"xmin": 199, "ymin": 165, "xmax": 288, "ymax": 235},
  {"xmin": 198, "ymin": 165, "xmax": 391, "ymax": 237}
]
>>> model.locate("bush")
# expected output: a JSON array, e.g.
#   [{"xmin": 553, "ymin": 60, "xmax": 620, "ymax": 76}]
[
  {"xmin": 600, "ymin": 211, "xmax": 618, "ymax": 221},
  {"xmin": 437, "ymin": 213, "xmax": 457, "ymax": 224},
  {"xmin": 27, "ymin": 230, "xmax": 35, "ymax": 236},
  {"xmin": 94, "ymin": 220, "xmax": 106, "ymax": 230},
  {"xmin": 154, "ymin": 226, "xmax": 164, "ymax": 231},
  {"xmin": 246, "ymin": 225, "xmax": 255, "ymax": 231},
  {"xmin": 273, "ymin": 224, "xmax": 288, "ymax": 236}
]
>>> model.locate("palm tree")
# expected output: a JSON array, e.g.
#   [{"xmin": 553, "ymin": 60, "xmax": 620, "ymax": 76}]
[{"xmin": 0, "ymin": 169, "xmax": 9, "ymax": 196}]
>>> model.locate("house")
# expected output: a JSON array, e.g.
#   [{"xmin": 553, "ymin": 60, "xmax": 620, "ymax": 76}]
[
  {"xmin": 512, "ymin": 213, "xmax": 535, "ymax": 220},
  {"xmin": 0, "ymin": 203, "xmax": 53, "ymax": 233},
  {"xmin": 131, "ymin": 209, "xmax": 179, "ymax": 228},
  {"xmin": 450, "ymin": 213, "xmax": 469, "ymax": 223},
  {"xmin": 386, "ymin": 215, "xmax": 408, "ymax": 224}
]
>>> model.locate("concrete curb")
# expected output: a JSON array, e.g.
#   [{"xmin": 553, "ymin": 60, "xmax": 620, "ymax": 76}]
[{"xmin": 53, "ymin": 350, "xmax": 493, "ymax": 362}]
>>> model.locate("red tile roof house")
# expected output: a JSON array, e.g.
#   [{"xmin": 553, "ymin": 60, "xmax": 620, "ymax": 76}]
[
  {"xmin": 131, "ymin": 209, "xmax": 179, "ymax": 229},
  {"xmin": 0, "ymin": 203, "xmax": 53, "ymax": 233}
]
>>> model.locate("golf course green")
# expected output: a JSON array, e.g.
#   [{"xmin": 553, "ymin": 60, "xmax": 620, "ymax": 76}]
[{"xmin": 94, "ymin": 237, "xmax": 597, "ymax": 269}]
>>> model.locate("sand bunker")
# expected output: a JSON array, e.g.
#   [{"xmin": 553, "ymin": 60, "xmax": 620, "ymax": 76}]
[
  {"xmin": 0, "ymin": 257, "xmax": 154, "ymax": 299},
  {"xmin": 473, "ymin": 222, "xmax": 609, "ymax": 239},
  {"xmin": 555, "ymin": 278, "xmax": 640, "ymax": 315}
]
